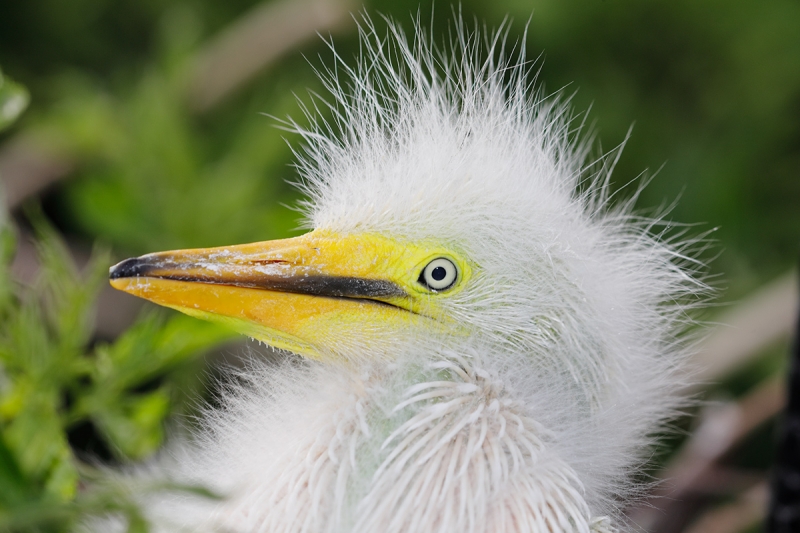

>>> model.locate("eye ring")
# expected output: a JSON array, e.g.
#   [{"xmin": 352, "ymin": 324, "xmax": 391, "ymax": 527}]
[{"xmin": 418, "ymin": 258, "xmax": 458, "ymax": 292}]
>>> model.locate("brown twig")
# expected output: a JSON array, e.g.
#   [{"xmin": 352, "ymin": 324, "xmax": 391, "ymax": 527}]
[
  {"xmin": 624, "ymin": 273, "xmax": 798, "ymax": 531},
  {"xmin": 187, "ymin": 0, "xmax": 356, "ymax": 112},
  {"xmin": 627, "ymin": 376, "xmax": 785, "ymax": 532},
  {"xmin": 0, "ymin": 132, "xmax": 75, "ymax": 211},
  {"xmin": 691, "ymin": 273, "xmax": 798, "ymax": 385},
  {"xmin": 681, "ymin": 481, "xmax": 768, "ymax": 533}
]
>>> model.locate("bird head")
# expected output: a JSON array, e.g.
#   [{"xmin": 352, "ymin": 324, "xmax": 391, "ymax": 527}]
[
  {"xmin": 107, "ymin": 20, "xmax": 707, "ymax": 531},
  {"xmin": 109, "ymin": 114, "xmax": 625, "ymax": 418},
  {"xmin": 110, "ymin": 20, "xmax": 697, "ymax": 421},
  {"xmin": 108, "ymin": 107, "xmax": 600, "ymax": 370}
]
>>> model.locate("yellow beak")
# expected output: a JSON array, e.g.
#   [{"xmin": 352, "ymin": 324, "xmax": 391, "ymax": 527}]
[{"xmin": 109, "ymin": 230, "xmax": 433, "ymax": 360}]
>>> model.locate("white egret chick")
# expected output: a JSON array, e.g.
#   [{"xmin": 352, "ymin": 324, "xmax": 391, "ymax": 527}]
[{"xmin": 109, "ymin": 18, "xmax": 706, "ymax": 533}]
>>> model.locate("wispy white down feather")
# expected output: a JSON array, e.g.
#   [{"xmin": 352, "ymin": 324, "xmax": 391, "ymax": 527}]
[{"xmin": 122, "ymin": 15, "xmax": 708, "ymax": 533}]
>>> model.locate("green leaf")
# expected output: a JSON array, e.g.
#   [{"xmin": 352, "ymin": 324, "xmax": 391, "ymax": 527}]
[
  {"xmin": 80, "ymin": 313, "xmax": 234, "ymax": 459},
  {"xmin": 89, "ymin": 312, "xmax": 234, "ymax": 392},
  {"xmin": 93, "ymin": 389, "xmax": 170, "ymax": 460},
  {"xmin": 0, "ymin": 435, "xmax": 35, "ymax": 506},
  {"xmin": 3, "ymin": 402, "xmax": 78, "ymax": 500},
  {"xmin": 28, "ymin": 208, "xmax": 109, "ymax": 356}
]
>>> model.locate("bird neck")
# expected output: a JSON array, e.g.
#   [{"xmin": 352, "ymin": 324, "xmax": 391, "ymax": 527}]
[
  {"xmin": 305, "ymin": 353, "xmax": 613, "ymax": 532},
  {"xmin": 203, "ymin": 352, "xmax": 617, "ymax": 533}
]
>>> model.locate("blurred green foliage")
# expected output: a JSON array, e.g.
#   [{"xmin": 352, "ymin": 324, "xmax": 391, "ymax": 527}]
[
  {"xmin": 24, "ymin": 6, "xmax": 313, "ymax": 254},
  {"xmin": 0, "ymin": 212, "xmax": 233, "ymax": 530},
  {"xmin": 49, "ymin": 68, "xmax": 307, "ymax": 253},
  {"xmin": 0, "ymin": 0, "xmax": 798, "ymax": 530}
]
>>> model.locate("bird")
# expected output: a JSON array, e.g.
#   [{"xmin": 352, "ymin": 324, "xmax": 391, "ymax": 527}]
[{"xmin": 108, "ymin": 16, "xmax": 706, "ymax": 533}]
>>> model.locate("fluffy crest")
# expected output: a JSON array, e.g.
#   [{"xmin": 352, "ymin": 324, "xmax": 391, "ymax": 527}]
[
  {"xmin": 287, "ymin": 12, "xmax": 705, "ymax": 430},
  {"xmin": 294, "ymin": 16, "xmax": 585, "ymax": 243}
]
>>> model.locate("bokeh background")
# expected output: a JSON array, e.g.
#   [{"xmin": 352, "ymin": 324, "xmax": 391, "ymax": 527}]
[{"xmin": 0, "ymin": 0, "xmax": 798, "ymax": 531}]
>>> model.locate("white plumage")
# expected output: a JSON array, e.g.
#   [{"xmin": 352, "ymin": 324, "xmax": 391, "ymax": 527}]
[{"xmin": 120, "ymin": 17, "xmax": 706, "ymax": 533}]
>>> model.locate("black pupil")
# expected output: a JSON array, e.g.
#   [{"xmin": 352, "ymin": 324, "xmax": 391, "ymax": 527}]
[{"xmin": 431, "ymin": 266, "xmax": 447, "ymax": 281}]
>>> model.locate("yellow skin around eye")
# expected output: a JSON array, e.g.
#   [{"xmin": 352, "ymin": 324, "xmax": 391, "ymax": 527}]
[{"xmin": 109, "ymin": 229, "xmax": 472, "ymax": 361}]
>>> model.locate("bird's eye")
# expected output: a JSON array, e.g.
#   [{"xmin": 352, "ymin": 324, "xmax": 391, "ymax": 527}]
[{"xmin": 419, "ymin": 258, "xmax": 458, "ymax": 291}]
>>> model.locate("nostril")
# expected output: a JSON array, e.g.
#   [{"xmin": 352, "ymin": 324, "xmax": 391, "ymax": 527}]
[{"xmin": 251, "ymin": 260, "xmax": 292, "ymax": 266}]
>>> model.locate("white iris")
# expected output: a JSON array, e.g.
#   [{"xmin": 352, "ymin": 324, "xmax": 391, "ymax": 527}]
[{"xmin": 421, "ymin": 258, "xmax": 458, "ymax": 291}]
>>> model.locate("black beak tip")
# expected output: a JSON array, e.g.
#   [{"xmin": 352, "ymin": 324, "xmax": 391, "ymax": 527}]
[{"xmin": 109, "ymin": 257, "xmax": 152, "ymax": 280}]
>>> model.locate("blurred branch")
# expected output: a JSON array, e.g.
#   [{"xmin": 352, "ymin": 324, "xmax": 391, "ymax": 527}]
[
  {"xmin": 682, "ymin": 482, "xmax": 768, "ymax": 533},
  {"xmin": 619, "ymin": 267, "xmax": 798, "ymax": 532},
  {"xmin": 692, "ymin": 272, "xmax": 798, "ymax": 385},
  {"xmin": 188, "ymin": 0, "xmax": 356, "ymax": 112},
  {"xmin": 0, "ymin": 133, "xmax": 75, "ymax": 210},
  {"xmin": 0, "ymin": 0, "xmax": 356, "ymax": 211},
  {"xmin": 626, "ymin": 270, "xmax": 797, "ymax": 531},
  {"xmin": 628, "ymin": 375, "xmax": 785, "ymax": 531},
  {"xmin": 766, "ymin": 286, "xmax": 800, "ymax": 533}
]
